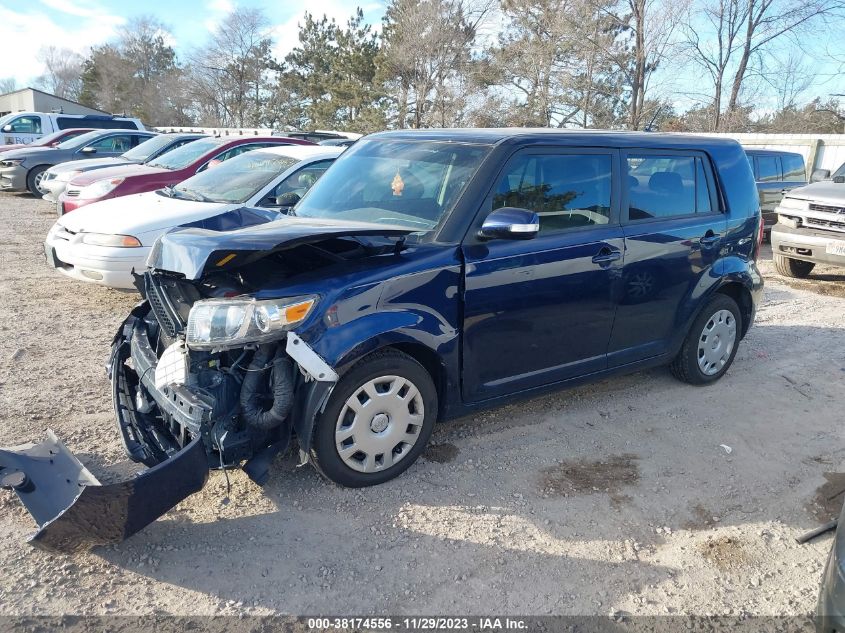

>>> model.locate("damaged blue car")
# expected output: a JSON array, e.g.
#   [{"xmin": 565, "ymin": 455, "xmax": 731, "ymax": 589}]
[{"xmin": 1, "ymin": 129, "xmax": 764, "ymax": 552}]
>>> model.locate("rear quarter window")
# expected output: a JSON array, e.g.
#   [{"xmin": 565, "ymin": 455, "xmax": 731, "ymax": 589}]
[
  {"xmin": 625, "ymin": 153, "xmax": 717, "ymax": 221},
  {"xmin": 782, "ymin": 154, "xmax": 806, "ymax": 181}
]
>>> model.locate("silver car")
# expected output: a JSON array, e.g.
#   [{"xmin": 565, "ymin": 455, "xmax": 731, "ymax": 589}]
[{"xmin": 0, "ymin": 129, "xmax": 155, "ymax": 196}]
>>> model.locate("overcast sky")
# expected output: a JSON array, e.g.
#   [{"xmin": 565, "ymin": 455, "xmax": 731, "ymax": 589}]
[{"xmin": 0, "ymin": 0, "xmax": 843, "ymax": 114}]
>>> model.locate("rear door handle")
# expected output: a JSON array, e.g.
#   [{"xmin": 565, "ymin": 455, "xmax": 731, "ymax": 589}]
[
  {"xmin": 592, "ymin": 247, "xmax": 622, "ymax": 264},
  {"xmin": 699, "ymin": 232, "xmax": 720, "ymax": 246}
]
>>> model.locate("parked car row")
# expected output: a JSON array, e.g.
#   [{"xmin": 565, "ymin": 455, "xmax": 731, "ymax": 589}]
[{"xmin": 45, "ymin": 144, "xmax": 341, "ymax": 288}]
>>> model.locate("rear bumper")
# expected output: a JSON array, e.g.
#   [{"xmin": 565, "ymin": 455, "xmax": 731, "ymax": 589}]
[{"xmin": 771, "ymin": 223, "xmax": 845, "ymax": 268}]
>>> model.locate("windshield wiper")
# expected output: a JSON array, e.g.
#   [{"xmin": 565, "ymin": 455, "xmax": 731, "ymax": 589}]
[
  {"xmin": 176, "ymin": 189, "xmax": 215, "ymax": 203},
  {"xmin": 161, "ymin": 185, "xmax": 176, "ymax": 198}
]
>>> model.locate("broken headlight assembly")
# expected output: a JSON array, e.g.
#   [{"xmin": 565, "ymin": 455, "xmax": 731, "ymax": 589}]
[{"xmin": 185, "ymin": 295, "xmax": 317, "ymax": 350}]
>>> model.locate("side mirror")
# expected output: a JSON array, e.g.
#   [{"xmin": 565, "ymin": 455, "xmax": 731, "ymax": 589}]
[
  {"xmin": 1, "ymin": 125, "xmax": 11, "ymax": 133},
  {"xmin": 80, "ymin": 146, "xmax": 97, "ymax": 154},
  {"xmin": 811, "ymin": 169, "xmax": 830, "ymax": 183},
  {"xmin": 479, "ymin": 207, "xmax": 539, "ymax": 241},
  {"xmin": 275, "ymin": 191, "xmax": 301, "ymax": 208}
]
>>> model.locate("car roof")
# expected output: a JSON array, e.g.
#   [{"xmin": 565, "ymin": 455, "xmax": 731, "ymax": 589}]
[
  {"xmin": 365, "ymin": 128, "xmax": 745, "ymax": 149},
  {"xmin": 249, "ymin": 145, "xmax": 344, "ymax": 160},
  {"xmin": 743, "ymin": 148, "xmax": 803, "ymax": 158}
]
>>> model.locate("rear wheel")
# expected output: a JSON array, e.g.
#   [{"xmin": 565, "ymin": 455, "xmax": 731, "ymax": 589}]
[
  {"xmin": 26, "ymin": 165, "xmax": 48, "ymax": 196},
  {"xmin": 774, "ymin": 254, "xmax": 814, "ymax": 278},
  {"xmin": 671, "ymin": 294, "xmax": 741, "ymax": 385},
  {"xmin": 311, "ymin": 349, "xmax": 437, "ymax": 487}
]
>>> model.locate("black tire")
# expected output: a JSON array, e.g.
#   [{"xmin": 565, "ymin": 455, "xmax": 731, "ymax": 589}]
[
  {"xmin": 26, "ymin": 165, "xmax": 48, "ymax": 196},
  {"xmin": 310, "ymin": 348, "xmax": 438, "ymax": 487},
  {"xmin": 773, "ymin": 254, "xmax": 814, "ymax": 279},
  {"xmin": 671, "ymin": 294, "xmax": 742, "ymax": 386}
]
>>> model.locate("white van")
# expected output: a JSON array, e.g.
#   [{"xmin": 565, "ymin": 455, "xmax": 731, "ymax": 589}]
[{"xmin": 0, "ymin": 111, "xmax": 146, "ymax": 146}]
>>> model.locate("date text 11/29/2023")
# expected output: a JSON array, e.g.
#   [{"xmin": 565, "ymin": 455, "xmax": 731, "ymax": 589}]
[{"xmin": 306, "ymin": 617, "xmax": 528, "ymax": 630}]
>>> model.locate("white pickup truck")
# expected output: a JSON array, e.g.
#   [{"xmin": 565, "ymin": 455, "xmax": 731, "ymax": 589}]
[
  {"xmin": 771, "ymin": 162, "xmax": 845, "ymax": 277},
  {"xmin": 0, "ymin": 111, "xmax": 145, "ymax": 146}
]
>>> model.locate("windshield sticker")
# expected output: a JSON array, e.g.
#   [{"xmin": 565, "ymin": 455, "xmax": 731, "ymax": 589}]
[{"xmin": 391, "ymin": 170, "xmax": 404, "ymax": 196}]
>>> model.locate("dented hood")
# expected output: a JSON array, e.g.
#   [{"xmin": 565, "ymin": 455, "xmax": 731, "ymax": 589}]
[{"xmin": 148, "ymin": 211, "xmax": 415, "ymax": 279}]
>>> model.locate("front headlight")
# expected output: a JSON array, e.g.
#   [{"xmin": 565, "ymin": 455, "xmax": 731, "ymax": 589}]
[
  {"xmin": 186, "ymin": 296, "xmax": 317, "ymax": 350},
  {"xmin": 81, "ymin": 233, "xmax": 142, "ymax": 247},
  {"xmin": 1, "ymin": 159, "xmax": 24, "ymax": 167},
  {"xmin": 77, "ymin": 177, "xmax": 124, "ymax": 199}
]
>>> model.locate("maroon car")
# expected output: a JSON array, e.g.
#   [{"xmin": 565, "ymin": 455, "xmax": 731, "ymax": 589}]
[
  {"xmin": 0, "ymin": 128, "xmax": 94, "ymax": 154},
  {"xmin": 58, "ymin": 136, "xmax": 314, "ymax": 213}
]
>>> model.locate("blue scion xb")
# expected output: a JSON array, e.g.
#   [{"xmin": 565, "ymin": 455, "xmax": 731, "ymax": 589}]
[{"xmin": 1, "ymin": 129, "xmax": 763, "ymax": 552}]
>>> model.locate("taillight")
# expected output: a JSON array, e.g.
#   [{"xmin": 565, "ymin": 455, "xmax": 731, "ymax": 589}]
[{"xmin": 754, "ymin": 212, "xmax": 764, "ymax": 261}]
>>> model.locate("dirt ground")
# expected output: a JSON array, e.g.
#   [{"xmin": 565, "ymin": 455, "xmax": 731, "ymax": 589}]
[{"xmin": 0, "ymin": 192, "xmax": 843, "ymax": 618}]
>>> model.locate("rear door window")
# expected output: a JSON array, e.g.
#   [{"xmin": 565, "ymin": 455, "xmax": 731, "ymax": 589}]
[
  {"xmin": 625, "ymin": 153, "xmax": 717, "ymax": 221},
  {"xmin": 782, "ymin": 154, "xmax": 806, "ymax": 181},
  {"xmin": 755, "ymin": 155, "xmax": 781, "ymax": 182},
  {"xmin": 85, "ymin": 134, "xmax": 134, "ymax": 153},
  {"xmin": 492, "ymin": 152, "xmax": 613, "ymax": 234}
]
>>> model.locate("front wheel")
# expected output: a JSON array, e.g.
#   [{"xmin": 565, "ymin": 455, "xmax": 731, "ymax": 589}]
[
  {"xmin": 671, "ymin": 294, "xmax": 741, "ymax": 385},
  {"xmin": 26, "ymin": 165, "xmax": 48, "ymax": 196},
  {"xmin": 311, "ymin": 349, "xmax": 438, "ymax": 487},
  {"xmin": 773, "ymin": 254, "xmax": 814, "ymax": 278}
]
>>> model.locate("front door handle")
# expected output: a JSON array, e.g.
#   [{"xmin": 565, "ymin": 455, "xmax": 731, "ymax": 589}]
[{"xmin": 592, "ymin": 247, "xmax": 622, "ymax": 264}]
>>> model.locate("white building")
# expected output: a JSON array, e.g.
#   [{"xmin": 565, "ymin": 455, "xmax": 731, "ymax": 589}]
[{"xmin": 0, "ymin": 87, "xmax": 109, "ymax": 118}]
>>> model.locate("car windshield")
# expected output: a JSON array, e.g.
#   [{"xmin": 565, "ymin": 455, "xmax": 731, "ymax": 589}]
[
  {"xmin": 56, "ymin": 130, "xmax": 104, "ymax": 150},
  {"xmin": 121, "ymin": 135, "xmax": 171, "ymax": 162},
  {"xmin": 147, "ymin": 137, "xmax": 226, "ymax": 170},
  {"xmin": 294, "ymin": 139, "xmax": 490, "ymax": 232},
  {"xmin": 833, "ymin": 163, "xmax": 845, "ymax": 179},
  {"xmin": 167, "ymin": 151, "xmax": 300, "ymax": 204}
]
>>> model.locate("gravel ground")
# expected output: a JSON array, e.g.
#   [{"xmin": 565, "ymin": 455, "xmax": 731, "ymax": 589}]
[{"xmin": 0, "ymin": 192, "xmax": 843, "ymax": 618}]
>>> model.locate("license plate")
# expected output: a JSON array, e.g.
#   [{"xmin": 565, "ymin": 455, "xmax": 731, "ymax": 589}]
[{"xmin": 825, "ymin": 241, "xmax": 845, "ymax": 257}]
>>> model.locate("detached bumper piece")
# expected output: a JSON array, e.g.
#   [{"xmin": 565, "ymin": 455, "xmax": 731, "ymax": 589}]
[{"xmin": 0, "ymin": 431, "xmax": 207, "ymax": 554}]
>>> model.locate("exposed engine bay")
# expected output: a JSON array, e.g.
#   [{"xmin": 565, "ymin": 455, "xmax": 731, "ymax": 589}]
[{"xmin": 114, "ymin": 238, "xmax": 366, "ymax": 476}]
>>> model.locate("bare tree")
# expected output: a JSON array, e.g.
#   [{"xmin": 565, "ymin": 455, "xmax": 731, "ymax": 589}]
[
  {"xmin": 35, "ymin": 47, "xmax": 84, "ymax": 101},
  {"xmin": 608, "ymin": 0, "xmax": 689, "ymax": 130},
  {"xmin": 686, "ymin": 0, "xmax": 841, "ymax": 130},
  {"xmin": 0, "ymin": 78, "xmax": 16, "ymax": 94},
  {"xmin": 380, "ymin": 0, "xmax": 493, "ymax": 128},
  {"xmin": 188, "ymin": 7, "xmax": 275, "ymax": 127}
]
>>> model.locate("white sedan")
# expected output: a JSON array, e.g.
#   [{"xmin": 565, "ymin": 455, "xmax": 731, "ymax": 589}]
[{"xmin": 44, "ymin": 144, "xmax": 342, "ymax": 290}]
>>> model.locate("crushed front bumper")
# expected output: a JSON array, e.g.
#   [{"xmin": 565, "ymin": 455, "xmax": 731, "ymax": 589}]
[{"xmin": 0, "ymin": 431, "xmax": 207, "ymax": 554}]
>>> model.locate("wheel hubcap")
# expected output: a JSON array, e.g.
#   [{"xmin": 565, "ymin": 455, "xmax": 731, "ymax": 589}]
[
  {"xmin": 335, "ymin": 375, "xmax": 424, "ymax": 473},
  {"xmin": 697, "ymin": 309, "xmax": 737, "ymax": 376},
  {"xmin": 34, "ymin": 171, "xmax": 47, "ymax": 194}
]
